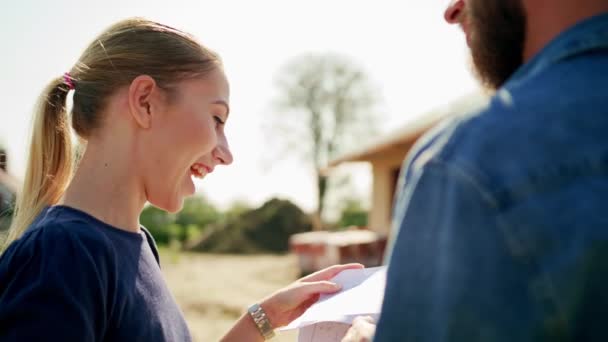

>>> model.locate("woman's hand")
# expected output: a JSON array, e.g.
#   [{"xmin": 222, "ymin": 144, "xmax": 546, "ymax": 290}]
[
  {"xmin": 341, "ymin": 316, "xmax": 377, "ymax": 342},
  {"xmin": 260, "ymin": 263, "xmax": 364, "ymax": 328}
]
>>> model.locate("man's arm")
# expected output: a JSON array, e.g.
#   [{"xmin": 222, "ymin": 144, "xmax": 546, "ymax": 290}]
[{"xmin": 374, "ymin": 159, "xmax": 531, "ymax": 342}]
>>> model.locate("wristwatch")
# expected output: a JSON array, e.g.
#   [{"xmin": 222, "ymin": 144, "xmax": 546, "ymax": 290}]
[{"xmin": 248, "ymin": 303, "xmax": 275, "ymax": 340}]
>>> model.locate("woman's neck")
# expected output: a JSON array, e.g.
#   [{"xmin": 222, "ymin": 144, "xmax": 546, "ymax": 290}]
[{"xmin": 61, "ymin": 140, "xmax": 146, "ymax": 233}]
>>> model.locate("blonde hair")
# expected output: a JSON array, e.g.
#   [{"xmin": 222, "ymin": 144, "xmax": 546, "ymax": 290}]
[{"xmin": 5, "ymin": 18, "xmax": 221, "ymax": 248}]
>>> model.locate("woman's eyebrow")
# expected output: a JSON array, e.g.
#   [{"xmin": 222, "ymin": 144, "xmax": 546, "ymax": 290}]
[{"xmin": 212, "ymin": 100, "xmax": 230, "ymax": 117}]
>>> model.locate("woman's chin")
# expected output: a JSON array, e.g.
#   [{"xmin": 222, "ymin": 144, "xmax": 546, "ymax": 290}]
[
  {"xmin": 185, "ymin": 173, "xmax": 197, "ymax": 195},
  {"xmin": 150, "ymin": 197, "xmax": 182, "ymax": 214},
  {"xmin": 148, "ymin": 193, "xmax": 187, "ymax": 214},
  {"xmin": 146, "ymin": 178, "xmax": 196, "ymax": 214}
]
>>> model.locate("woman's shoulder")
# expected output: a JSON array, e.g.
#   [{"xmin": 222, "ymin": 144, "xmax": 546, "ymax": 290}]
[
  {"xmin": 0, "ymin": 209, "xmax": 121, "ymax": 340},
  {"xmin": 2, "ymin": 209, "xmax": 119, "ymax": 274}
]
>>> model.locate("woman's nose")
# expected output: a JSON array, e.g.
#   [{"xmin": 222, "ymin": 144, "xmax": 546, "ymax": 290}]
[{"xmin": 213, "ymin": 139, "xmax": 233, "ymax": 166}]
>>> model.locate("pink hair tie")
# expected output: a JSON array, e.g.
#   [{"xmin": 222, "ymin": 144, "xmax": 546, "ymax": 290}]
[{"xmin": 63, "ymin": 72, "xmax": 75, "ymax": 90}]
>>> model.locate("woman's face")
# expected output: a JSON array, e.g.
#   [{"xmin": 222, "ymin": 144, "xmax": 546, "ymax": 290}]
[{"xmin": 141, "ymin": 68, "xmax": 232, "ymax": 212}]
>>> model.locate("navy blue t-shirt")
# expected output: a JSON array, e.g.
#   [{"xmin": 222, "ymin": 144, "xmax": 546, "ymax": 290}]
[{"xmin": 0, "ymin": 206, "xmax": 192, "ymax": 341}]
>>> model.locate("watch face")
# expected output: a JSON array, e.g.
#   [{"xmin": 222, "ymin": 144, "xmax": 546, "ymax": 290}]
[
  {"xmin": 248, "ymin": 304, "xmax": 275, "ymax": 339},
  {"xmin": 249, "ymin": 303, "xmax": 261, "ymax": 313}
]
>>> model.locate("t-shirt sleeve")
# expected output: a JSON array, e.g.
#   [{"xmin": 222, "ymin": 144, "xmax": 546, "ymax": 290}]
[
  {"xmin": 141, "ymin": 226, "xmax": 160, "ymax": 267},
  {"xmin": 0, "ymin": 224, "xmax": 114, "ymax": 341}
]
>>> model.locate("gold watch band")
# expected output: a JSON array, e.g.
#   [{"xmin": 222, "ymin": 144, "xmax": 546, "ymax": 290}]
[{"xmin": 248, "ymin": 303, "xmax": 275, "ymax": 340}]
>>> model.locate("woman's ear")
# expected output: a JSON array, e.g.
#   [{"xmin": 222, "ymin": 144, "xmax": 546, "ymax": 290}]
[{"xmin": 128, "ymin": 75, "xmax": 159, "ymax": 129}]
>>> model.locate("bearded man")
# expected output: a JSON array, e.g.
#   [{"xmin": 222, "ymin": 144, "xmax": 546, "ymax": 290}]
[{"xmin": 343, "ymin": 1, "xmax": 608, "ymax": 341}]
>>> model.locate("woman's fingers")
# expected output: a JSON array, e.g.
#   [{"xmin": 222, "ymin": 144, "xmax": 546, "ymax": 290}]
[
  {"xmin": 262, "ymin": 282, "xmax": 339, "ymax": 328},
  {"xmin": 300, "ymin": 263, "xmax": 364, "ymax": 282},
  {"xmin": 298, "ymin": 280, "xmax": 342, "ymax": 297},
  {"xmin": 289, "ymin": 293, "xmax": 320, "ymax": 321},
  {"xmin": 260, "ymin": 264, "xmax": 364, "ymax": 328},
  {"xmin": 300, "ymin": 293, "xmax": 320, "ymax": 309}
]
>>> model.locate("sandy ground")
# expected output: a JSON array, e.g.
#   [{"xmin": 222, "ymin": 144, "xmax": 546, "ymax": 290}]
[{"xmin": 160, "ymin": 250, "xmax": 299, "ymax": 342}]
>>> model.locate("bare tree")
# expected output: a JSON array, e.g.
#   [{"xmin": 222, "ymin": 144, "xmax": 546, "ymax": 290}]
[{"xmin": 270, "ymin": 53, "xmax": 380, "ymax": 228}]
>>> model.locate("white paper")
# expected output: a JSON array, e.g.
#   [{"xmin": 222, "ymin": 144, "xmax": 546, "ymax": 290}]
[
  {"xmin": 281, "ymin": 266, "xmax": 387, "ymax": 331},
  {"xmin": 297, "ymin": 322, "xmax": 351, "ymax": 342}
]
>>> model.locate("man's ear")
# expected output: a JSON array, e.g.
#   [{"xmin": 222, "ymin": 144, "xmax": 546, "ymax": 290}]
[{"xmin": 128, "ymin": 75, "xmax": 159, "ymax": 129}]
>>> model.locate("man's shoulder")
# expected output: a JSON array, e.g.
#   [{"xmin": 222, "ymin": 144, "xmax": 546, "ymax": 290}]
[
  {"xmin": 407, "ymin": 97, "xmax": 516, "ymax": 185},
  {"xmin": 413, "ymin": 81, "xmax": 608, "ymax": 204}
]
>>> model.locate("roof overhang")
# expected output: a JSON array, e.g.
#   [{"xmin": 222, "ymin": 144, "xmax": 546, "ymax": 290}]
[{"xmin": 326, "ymin": 92, "xmax": 488, "ymax": 169}]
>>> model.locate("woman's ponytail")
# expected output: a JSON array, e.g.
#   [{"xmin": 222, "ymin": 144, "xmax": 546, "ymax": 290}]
[{"xmin": 4, "ymin": 78, "xmax": 73, "ymax": 248}]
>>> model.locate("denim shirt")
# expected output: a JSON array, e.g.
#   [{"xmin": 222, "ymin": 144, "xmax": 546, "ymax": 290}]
[{"xmin": 375, "ymin": 14, "xmax": 608, "ymax": 342}]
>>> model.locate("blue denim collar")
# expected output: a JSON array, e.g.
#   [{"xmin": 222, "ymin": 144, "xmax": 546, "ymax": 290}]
[{"xmin": 505, "ymin": 12, "xmax": 608, "ymax": 89}]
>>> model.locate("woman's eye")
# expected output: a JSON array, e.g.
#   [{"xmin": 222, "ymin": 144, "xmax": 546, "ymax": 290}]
[{"xmin": 214, "ymin": 116, "xmax": 225, "ymax": 126}]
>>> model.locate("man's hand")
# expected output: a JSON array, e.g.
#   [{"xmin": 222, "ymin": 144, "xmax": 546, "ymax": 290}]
[{"xmin": 341, "ymin": 316, "xmax": 376, "ymax": 342}]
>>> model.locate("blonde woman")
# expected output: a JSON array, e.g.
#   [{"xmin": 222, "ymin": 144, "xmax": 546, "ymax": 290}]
[{"xmin": 0, "ymin": 18, "xmax": 361, "ymax": 341}]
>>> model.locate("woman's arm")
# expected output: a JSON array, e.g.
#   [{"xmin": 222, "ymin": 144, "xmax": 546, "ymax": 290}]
[
  {"xmin": 221, "ymin": 311, "xmax": 266, "ymax": 342},
  {"xmin": 221, "ymin": 264, "xmax": 364, "ymax": 341}
]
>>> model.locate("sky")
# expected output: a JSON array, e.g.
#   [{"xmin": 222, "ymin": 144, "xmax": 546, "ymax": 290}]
[{"xmin": 0, "ymin": 0, "xmax": 479, "ymax": 213}]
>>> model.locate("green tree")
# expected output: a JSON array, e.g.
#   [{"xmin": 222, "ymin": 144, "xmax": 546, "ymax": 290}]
[
  {"xmin": 174, "ymin": 196, "xmax": 221, "ymax": 242},
  {"xmin": 224, "ymin": 200, "xmax": 252, "ymax": 222},
  {"xmin": 337, "ymin": 199, "xmax": 369, "ymax": 229},
  {"xmin": 0, "ymin": 145, "xmax": 15, "ymax": 237},
  {"xmin": 140, "ymin": 196, "xmax": 222, "ymax": 246},
  {"xmin": 270, "ymin": 53, "xmax": 380, "ymax": 228},
  {"xmin": 139, "ymin": 205, "xmax": 175, "ymax": 245},
  {"xmin": 192, "ymin": 198, "xmax": 312, "ymax": 254}
]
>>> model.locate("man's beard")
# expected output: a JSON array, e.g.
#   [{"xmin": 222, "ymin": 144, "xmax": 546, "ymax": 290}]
[{"xmin": 467, "ymin": 0, "xmax": 527, "ymax": 90}]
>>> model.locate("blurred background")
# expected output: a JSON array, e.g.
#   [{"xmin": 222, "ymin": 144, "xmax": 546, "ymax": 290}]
[{"xmin": 0, "ymin": 0, "xmax": 485, "ymax": 340}]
